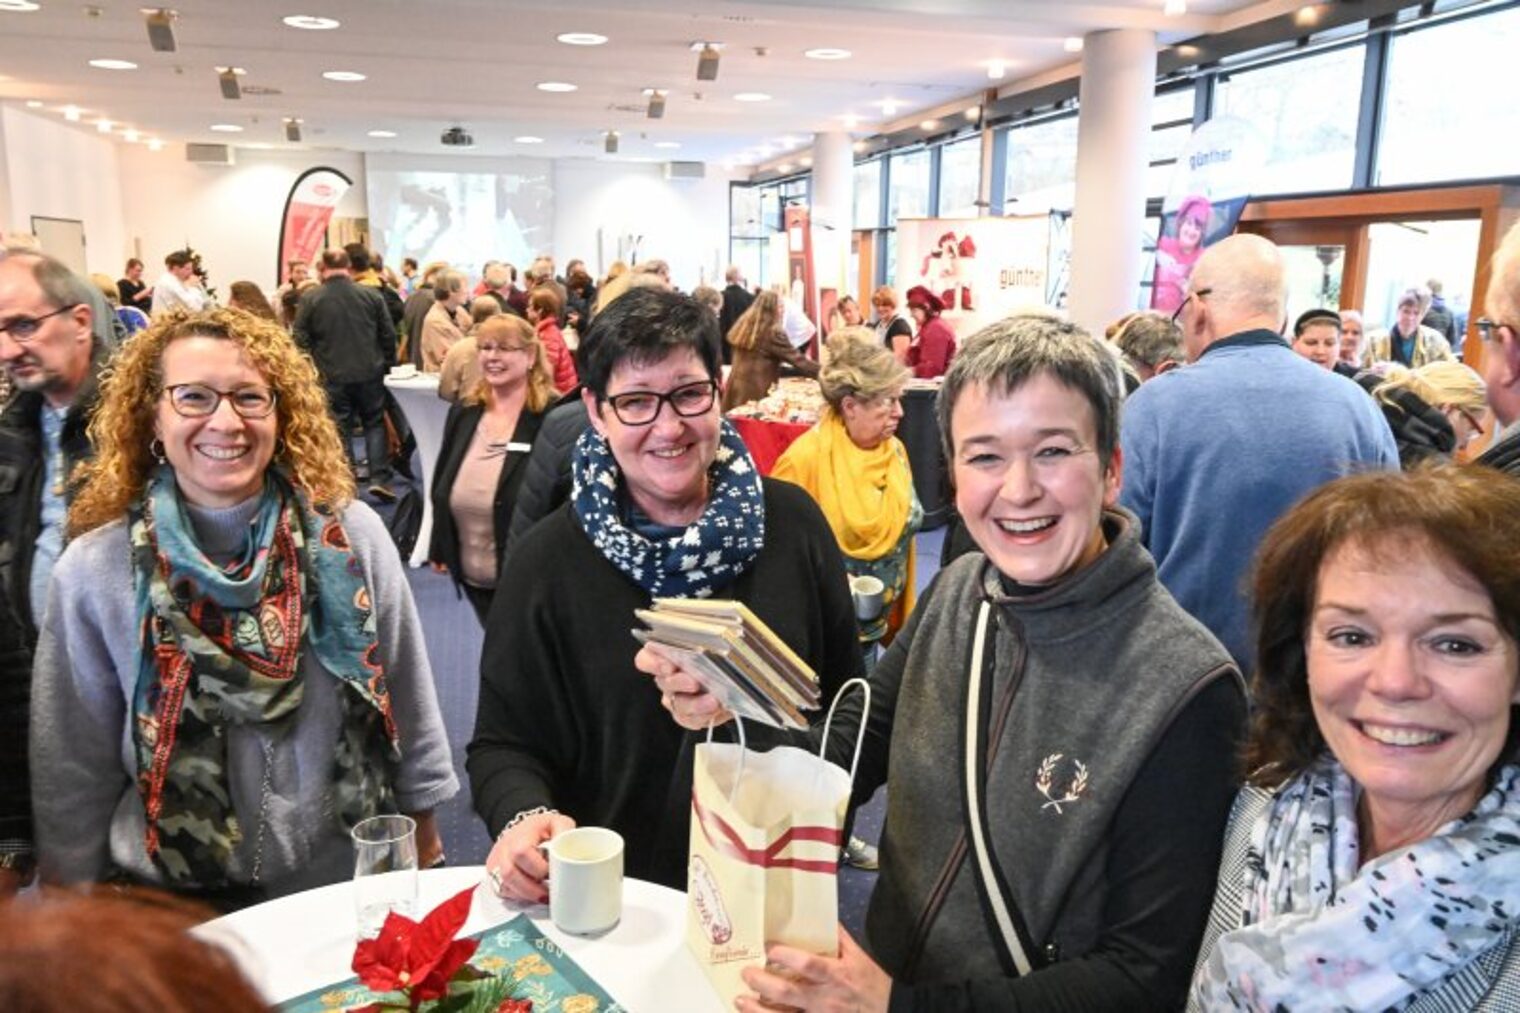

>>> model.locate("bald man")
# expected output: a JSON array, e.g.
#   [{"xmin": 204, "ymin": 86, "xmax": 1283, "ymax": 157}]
[
  {"xmin": 1476, "ymin": 220, "xmax": 1520, "ymax": 475},
  {"xmin": 1119, "ymin": 234, "xmax": 1397, "ymax": 667}
]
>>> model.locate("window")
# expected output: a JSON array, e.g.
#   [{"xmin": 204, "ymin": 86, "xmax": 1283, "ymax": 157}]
[
  {"xmin": 854, "ymin": 159, "xmax": 883, "ymax": 229},
  {"xmin": 888, "ymin": 148, "xmax": 931, "ymax": 225},
  {"xmin": 937, "ymin": 136, "xmax": 983, "ymax": 219},
  {"xmin": 1378, "ymin": 6, "xmax": 1520, "ymax": 185},
  {"xmin": 1003, "ymin": 114, "xmax": 1079, "ymax": 213},
  {"xmin": 1214, "ymin": 44, "xmax": 1364, "ymax": 194}
]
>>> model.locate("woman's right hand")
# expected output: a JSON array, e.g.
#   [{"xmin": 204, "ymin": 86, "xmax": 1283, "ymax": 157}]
[
  {"xmin": 634, "ymin": 643, "xmax": 733, "ymax": 731},
  {"xmin": 485, "ymin": 811, "xmax": 575, "ymax": 904}
]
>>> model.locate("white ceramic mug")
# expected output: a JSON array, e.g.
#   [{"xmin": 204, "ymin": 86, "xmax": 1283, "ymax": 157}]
[
  {"xmin": 850, "ymin": 574, "xmax": 886, "ymax": 621},
  {"xmin": 544, "ymin": 827, "xmax": 624, "ymax": 935}
]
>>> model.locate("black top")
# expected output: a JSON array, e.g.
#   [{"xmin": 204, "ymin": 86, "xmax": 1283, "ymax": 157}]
[
  {"xmin": 291, "ymin": 276, "xmax": 397, "ymax": 384},
  {"xmin": 882, "ymin": 316, "xmax": 913, "ymax": 349},
  {"xmin": 117, "ymin": 278, "xmax": 151, "ymax": 310},
  {"xmin": 467, "ymin": 479, "xmax": 864, "ymax": 887},
  {"xmin": 428, "ymin": 403, "xmax": 546, "ymax": 594},
  {"xmin": 503, "ymin": 395, "xmax": 589, "ymax": 556}
]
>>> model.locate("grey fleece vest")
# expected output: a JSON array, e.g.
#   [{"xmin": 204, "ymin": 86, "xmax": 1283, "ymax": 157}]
[{"xmin": 866, "ymin": 511, "xmax": 1242, "ymax": 984}]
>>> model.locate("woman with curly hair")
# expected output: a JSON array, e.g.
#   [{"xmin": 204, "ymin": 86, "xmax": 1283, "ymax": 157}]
[{"xmin": 30, "ymin": 308, "xmax": 457, "ymax": 910}]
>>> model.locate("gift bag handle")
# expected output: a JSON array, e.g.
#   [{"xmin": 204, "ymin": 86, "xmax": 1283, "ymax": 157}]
[
  {"xmin": 820, "ymin": 677, "xmax": 872, "ymax": 790},
  {"xmin": 706, "ymin": 714, "xmax": 748, "ymax": 806}
]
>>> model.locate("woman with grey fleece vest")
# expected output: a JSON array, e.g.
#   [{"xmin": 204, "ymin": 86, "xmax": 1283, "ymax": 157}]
[{"xmin": 642, "ymin": 314, "xmax": 1249, "ymax": 1011}]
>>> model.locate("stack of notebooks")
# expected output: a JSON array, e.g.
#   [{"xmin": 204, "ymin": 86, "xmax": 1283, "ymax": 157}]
[{"xmin": 634, "ymin": 598, "xmax": 821, "ymax": 730}]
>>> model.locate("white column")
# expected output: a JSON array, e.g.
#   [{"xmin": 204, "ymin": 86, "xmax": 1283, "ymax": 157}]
[
  {"xmin": 811, "ymin": 130, "xmax": 855, "ymax": 300},
  {"xmin": 1067, "ymin": 28, "xmax": 1156, "ymax": 336}
]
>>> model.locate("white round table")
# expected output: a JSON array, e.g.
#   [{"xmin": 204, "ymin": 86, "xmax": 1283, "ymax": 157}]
[
  {"xmin": 197, "ymin": 866, "xmax": 724, "ymax": 1012},
  {"xmin": 383, "ymin": 372, "xmax": 449, "ymax": 567}
]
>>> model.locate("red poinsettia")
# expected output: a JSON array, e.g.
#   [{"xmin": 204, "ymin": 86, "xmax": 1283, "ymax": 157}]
[{"xmin": 351, "ymin": 886, "xmax": 482, "ymax": 1011}]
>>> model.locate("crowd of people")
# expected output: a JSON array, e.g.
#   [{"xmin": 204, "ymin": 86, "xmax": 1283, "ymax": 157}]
[{"xmin": 2, "ymin": 216, "xmax": 1520, "ymax": 1012}]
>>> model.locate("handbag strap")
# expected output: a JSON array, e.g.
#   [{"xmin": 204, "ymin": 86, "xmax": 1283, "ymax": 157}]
[{"xmin": 962, "ymin": 600, "xmax": 1042, "ymax": 977}]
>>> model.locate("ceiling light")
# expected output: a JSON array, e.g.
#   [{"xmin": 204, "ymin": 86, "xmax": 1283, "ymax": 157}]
[
  {"xmin": 210, "ymin": 123, "xmax": 244, "ymax": 132},
  {"xmin": 124, "ymin": 128, "xmax": 139, "ymax": 141},
  {"xmin": 734, "ymin": 92, "xmax": 771, "ymax": 103},
  {"xmin": 841, "ymin": 113, "xmax": 859, "ymax": 129},
  {"xmin": 920, "ymin": 119, "xmax": 939, "ymax": 131},
  {"xmin": 987, "ymin": 61, "xmax": 1006, "ymax": 80},
  {"xmin": 367, "ymin": 129, "xmax": 396, "ymax": 138},
  {"xmin": 514, "ymin": 135, "xmax": 544, "ymax": 143},
  {"xmin": 800, "ymin": 156, "xmax": 812, "ymax": 167},
  {"xmin": 880, "ymin": 99, "xmax": 898, "ymax": 116},
  {"xmin": 1177, "ymin": 43, "xmax": 1201, "ymax": 59},
  {"xmin": 1294, "ymin": 5, "xmax": 1323, "ymax": 26},
  {"xmin": 556, "ymin": 32, "xmax": 606, "ymax": 45},
  {"xmin": 777, "ymin": 163, "xmax": 793, "ymax": 173},
  {"xmin": 89, "ymin": 58, "xmax": 138, "ymax": 70},
  {"xmin": 852, "ymin": 140, "xmax": 868, "ymax": 153},
  {"xmin": 283, "ymin": 14, "xmax": 339, "ymax": 29},
  {"xmin": 604, "ymin": 130, "xmax": 619, "ymax": 154},
  {"xmin": 323, "ymin": 70, "xmax": 366, "ymax": 82},
  {"xmin": 63, "ymin": 105, "xmax": 81, "ymax": 121},
  {"xmin": 144, "ymin": 8, "xmax": 176, "ymax": 52},
  {"xmin": 97, "ymin": 119, "xmax": 113, "ymax": 133},
  {"xmin": 147, "ymin": 138, "xmax": 163, "ymax": 151},
  {"xmin": 1064, "ymin": 37, "xmax": 1084, "ymax": 53},
  {"xmin": 804, "ymin": 48, "xmax": 851, "ymax": 60},
  {"xmin": 696, "ymin": 44, "xmax": 720, "ymax": 81},
  {"xmin": 964, "ymin": 106, "xmax": 981, "ymax": 121},
  {"xmin": 0, "ymin": 1, "xmax": 42, "ymax": 10},
  {"xmin": 1164, "ymin": 0, "xmax": 1187, "ymax": 14},
  {"xmin": 25, "ymin": 100, "xmax": 43, "ymax": 108},
  {"xmin": 654, "ymin": 141, "xmax": 681, "ymax": 149},
  {"xmin": 536, "ymin": 81, "xmax": 577, "ymax": 92}
]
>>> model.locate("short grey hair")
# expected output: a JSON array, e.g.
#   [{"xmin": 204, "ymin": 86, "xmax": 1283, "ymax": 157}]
[{"xmin": 936, "ymin": 313, "xmax": 1122, "ymax": 464}]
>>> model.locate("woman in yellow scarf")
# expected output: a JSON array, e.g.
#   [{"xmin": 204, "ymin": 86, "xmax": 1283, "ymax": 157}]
[{"xmin": 774, "ymin": 329, "xmax": 921, "ymax": 644}]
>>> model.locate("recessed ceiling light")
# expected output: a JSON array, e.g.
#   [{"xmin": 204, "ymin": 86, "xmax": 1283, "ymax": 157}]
[
  {"xmin": 514, "ymin": 135, "xmax": 544, "ymax": 144},
  {"xmin": 283, "ymin": 14, "xmax": 339, "ymax": 29},
  {"xmin": 880, "ymin": 99, "xmax": 899, "ymax": 116},
  {"xmin": 654, "ymin": 141, "xmax": 681, "ymax": 149},
  {"xmin": 89, "ymin": 59, "xmax": 139, "ymax": 71},
  {"xmin": 1064, "ymin": 37, "xmax": 1084, "ymax": 53},
  {"xmin": 1293, "ymin": 5, "xmax": 1322, "ymax": 26},
  {"xmin": 852, "ymin": 140, "xmax": 868, "ymax": 153},
  {"xmin": 0, "ymin": 1, "xmax": 41, "ymax": 11},
  {"xmin": 536, "ymin": 81, "xmax": 577, "ymax": 92},
  {"xmin": 1164, "ymin": 0, "xmax": 1187, "ymax": 14},
  {"xmin": 557, "ymin": 32, "xmax": 607, "ymax": 45},
  {"xmin": 963, "ymin": 106, "xmax": 981, "ymax": 121},
  {"xmin": 987, "ymin": 61, "xmax": 1006, "ymax": 80},
  {"xmin": 920, "ymin": 119, "xmax": 939, "ymax": 131},
  {"xmin": 97, "ymin": 119, "xmax": 113, "ymax": 133},
  {"xmin": 147, "ymin": 138, "xmax": 163, "ymax": 151},
  {"xmin": 841, "ymin": 113, "xmax": 859, "ymax": 129},
  {"xmin": 734, "ymin": 92, "xmax": 771, "ymax": 102},
  {"xmin": 322, "ymin": 70, "xmax": 366, "ymax": 82},
  {"xmin": 800, "ymin": 155, "xmax": 812, "ymax": 167},
  {"xmin": 210, "ymin": 123, "xmax": 244, "ymax": 132},
  {"xmin": 804, "ymin": 48, "xmax": 851, "ymax": 60},
  {"xmin": 367, "ymin": 129, "xmax": 396, "ymax": 138},
  {"xmin": 25, "ymin": 100, "xmax": 42, "ymax": 108},
  {"xmin": 777, "ymin": 163, "xmax": 793, "ymax": 173},
  {"xmin": 62, "ymin": 105, "xmax": 81, "ymax": 121},
  {"xmin": 124, "ymin": 128, "xmax": 140, "ymax": 141}
]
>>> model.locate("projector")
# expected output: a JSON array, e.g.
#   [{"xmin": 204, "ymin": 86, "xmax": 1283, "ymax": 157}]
[{"xmin": 440, "ymin": 126, "xmax": 474, "ymax": 147}]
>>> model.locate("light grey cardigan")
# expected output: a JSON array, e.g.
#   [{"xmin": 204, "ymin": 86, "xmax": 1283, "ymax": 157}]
[{"xmin": 30, "ymin": 496, "xmax": 458, "ymax": 897}]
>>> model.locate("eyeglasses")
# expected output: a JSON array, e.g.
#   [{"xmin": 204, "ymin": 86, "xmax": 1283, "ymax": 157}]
[
  {"xmin": 1477, "ymin": 318, "xmax": 1513, "ymax": 343},
  {"xmin": 162, "ymin": 383, "xmax": 278, "ymax": 419},
  {"xmin": 603, "ymin": 379, "xmax": 718, "ymax": 426},
  {"xmin": 1171, "ymin": 287, "xmax": 1212, "ymax": 326},
  {"xmin": 0, "ymin": 304, "xmax": 81, "ymax": 342},
  {"xmin": 477, "ymin": 343, "xmax": 530, "ymax": 356}
]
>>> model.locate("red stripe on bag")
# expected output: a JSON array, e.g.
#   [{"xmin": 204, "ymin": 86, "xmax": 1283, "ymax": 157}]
[{"xmin": 691, "ymin": 793, "xmax": 842, "ymax": 873}]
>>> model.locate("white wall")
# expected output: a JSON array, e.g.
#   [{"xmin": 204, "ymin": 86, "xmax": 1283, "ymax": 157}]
[
  {"xmin": 118, "ymin": 145, "xmax": 366, "ymax": 294},
  {"xmin": 0, "ymin": 106, "xmax": 127, "ymax": 277},
  {"xmin": 552, "ymin": 160, "xmax": 736, "ymax": 291}
]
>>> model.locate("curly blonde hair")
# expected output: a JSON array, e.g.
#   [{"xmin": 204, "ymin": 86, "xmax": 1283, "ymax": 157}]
[
  {"xmin": 820, "ymin": 327, "xmax": 909, "ymax": 412},
  {"xmin": 1373, "ymin": 360, "xmax": 1487, "ymax": 417},
  {"xmin": 461, "ymin": 314, "xmax": 557, "ymax": 413},
  {"xmin": 70, "ymin": 307, "xmax": 355, "ymax": 536}
]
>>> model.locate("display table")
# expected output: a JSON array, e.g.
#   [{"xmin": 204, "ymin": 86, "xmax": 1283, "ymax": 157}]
[
  {"xmin": 197, "ymin": 866, "xmax": 722, "ymax": 1012},
  {"xmin": 382, "ymin": 373, "xmax": 449, "ymax": 567},
  {"xmin": 727, "ymin": 415, "xmax": 811, "ymax": 475}
]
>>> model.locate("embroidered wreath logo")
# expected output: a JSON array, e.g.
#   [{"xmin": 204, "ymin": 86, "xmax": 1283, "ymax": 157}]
[{"xmin": 1035, "ymin": 753, "xmax": 1089, "ymax": 814}]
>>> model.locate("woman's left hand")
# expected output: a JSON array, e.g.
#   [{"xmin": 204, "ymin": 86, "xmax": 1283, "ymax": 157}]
[
  {"xmin": 736, "ymin": 926, "xmax": 891, "ymax": 1013},
  {"xmin": 409, "ymin": 810, "xmax": 445, "ymax": 868}
]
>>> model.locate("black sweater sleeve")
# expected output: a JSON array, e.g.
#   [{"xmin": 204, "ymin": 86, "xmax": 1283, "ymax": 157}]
[{"xmin": 887, "ymin": 675, "xmax": 1246, "ymax": 1013}]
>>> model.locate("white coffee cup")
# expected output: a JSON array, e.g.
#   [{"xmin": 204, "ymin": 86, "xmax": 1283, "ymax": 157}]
[
  {"xmin": 851, "ymin": 575, "xmax": 886, "ymax": 621},
  {"xmin": 544, "ymin": 827, "xmax": 623, "ymax": 935}
]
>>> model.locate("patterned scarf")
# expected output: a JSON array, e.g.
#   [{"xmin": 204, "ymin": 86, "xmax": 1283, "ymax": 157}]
[
  {"xmin": 1192, "ymin": 754, "xmax": 1520, "ymax": 1011},
  {"xmin": 129, "ymin": 466, "xmax": 399, "ymax": 888},
  {"xmin": 570, "ymin": 419, "xmax": 765, "ymax": 597}
]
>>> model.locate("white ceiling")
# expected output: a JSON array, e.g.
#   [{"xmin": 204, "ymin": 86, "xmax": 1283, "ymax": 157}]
[{"xmin": 0, "ymin": 0, "xmax": 1267, "ymax": 167}]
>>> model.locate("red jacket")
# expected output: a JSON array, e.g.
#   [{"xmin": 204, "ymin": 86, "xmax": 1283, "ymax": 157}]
[
  {"xmin": 908, "ymin": 316, "xmax": 956, "ymax": 379},
  {"xmin": 537, "ymin": 318, "xmax": 579, "ymax": 393}
]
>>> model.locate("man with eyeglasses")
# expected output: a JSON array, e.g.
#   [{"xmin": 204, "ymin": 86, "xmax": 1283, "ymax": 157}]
[
  {"xmin": 0, "ymin": 251, "xmax": 108, "ymax": 899},
  {"xmin": 1119, "ymin": 234, "xmax": 1398, "ymax": 669},
  {"xmin": 1476, "ymin": 221, "xmax": 1520, "ymax": 476}
]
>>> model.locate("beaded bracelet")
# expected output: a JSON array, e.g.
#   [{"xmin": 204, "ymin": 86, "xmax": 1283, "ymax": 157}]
[{"xmin": 498, "ymin": 806, "xmax": 558, "ymax": 841}]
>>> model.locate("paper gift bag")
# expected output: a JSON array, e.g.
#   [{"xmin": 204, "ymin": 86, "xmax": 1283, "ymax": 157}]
[{"xmin": 686, "ymin": 679, "xmax": 869, "ymax": 1005}]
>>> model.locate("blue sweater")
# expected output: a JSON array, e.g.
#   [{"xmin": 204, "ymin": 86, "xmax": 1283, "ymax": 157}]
[{"xmin": 1119, "ymin": 330, "xmax": 1398, "ymax": 668}]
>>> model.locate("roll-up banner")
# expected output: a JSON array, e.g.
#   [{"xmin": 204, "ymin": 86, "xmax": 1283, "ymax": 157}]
[
  {"xmin": 1149, "ymin": 116, "xmax": 1268, "ymax": 315},
  {"xmin": 895, "ymin": 215, "xmax": 1056, "ymax": 339},
  {"xmin": 276, "ymin": 167, "xmax": 354, "ymax": 280}
]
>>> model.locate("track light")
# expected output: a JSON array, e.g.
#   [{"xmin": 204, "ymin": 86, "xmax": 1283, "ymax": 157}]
[
  {"xmin": 284, "ymin": 117, "xmax": 302, "ymax": 142},
  {"xmin": 646, "ymin": 90, "xmax": 666, "ymax": 119},
  {"xmin": 604, "ymin": 130, "xmax": 619, "ymax": 154},
  {"xmin": 696, "ymin": 44, "xmax": 720, "ymax": 81},
  {"xmin": 145, "ymin": 8, "xmax": 177, "ymax": 53},
  {"xmin": 219, "ymin": 68, "xmax": 241, "ymax": 100}
]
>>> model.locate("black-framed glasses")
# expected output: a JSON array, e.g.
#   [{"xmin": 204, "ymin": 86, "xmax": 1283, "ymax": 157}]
[
  {"xmin": 0, "ymin": 304, "xmax": 81, "ymax": 342},
  {"xmin": 1477, "ymin": 318, "xmax": 1513, "ymax": 343},
  {"xmin": 603, "ymin": 379, "xmax": 718, "ymax": 426},
  {"xmin": 162, "ymin": 383, "xmax": 278, "ymax": 419},
  {"xmin": 1171, "ymin": 287, "xmax": 1212, "ymax": 326}
]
